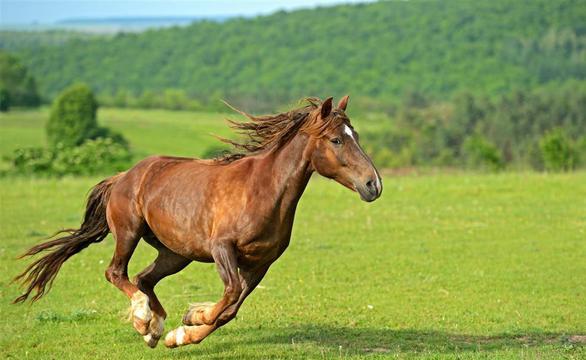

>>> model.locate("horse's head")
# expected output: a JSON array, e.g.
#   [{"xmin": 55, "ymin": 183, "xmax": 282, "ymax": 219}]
[{"xmin": 309, "ymin": 96, "xmax": 382, "ymax": 202}]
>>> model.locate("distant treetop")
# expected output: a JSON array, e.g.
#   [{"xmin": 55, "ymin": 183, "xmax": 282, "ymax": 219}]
[{"xmin": 1, "ymin": 0, "xmax": 584, "ymax": 109}]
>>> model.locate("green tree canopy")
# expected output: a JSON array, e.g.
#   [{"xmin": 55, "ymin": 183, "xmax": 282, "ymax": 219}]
[
  {"xmin": 1, "ymin": 0, "xmax": 584, "ymax": 111},
  {"xmin": 0, "ymin": 51, "xmax": 40, "ymax": 111}
]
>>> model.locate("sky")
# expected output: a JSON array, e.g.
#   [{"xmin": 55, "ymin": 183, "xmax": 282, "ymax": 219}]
[{"xmin": 0, "ymin": 0, "xmax": 375, "ymax": 24}]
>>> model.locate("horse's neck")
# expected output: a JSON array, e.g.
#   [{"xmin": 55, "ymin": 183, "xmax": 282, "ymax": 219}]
[{"xmin": 266, "ymin": 133, "xmax": 313, "ymax": 213}]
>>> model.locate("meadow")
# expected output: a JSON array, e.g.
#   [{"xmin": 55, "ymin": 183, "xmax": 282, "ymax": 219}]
[{"xmin": 0, "ymin": 109, "xmax": 585, "ymax": 359}]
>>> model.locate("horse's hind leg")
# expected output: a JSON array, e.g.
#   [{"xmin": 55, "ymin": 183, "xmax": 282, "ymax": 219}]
[
  {"xmin": 104, "ymin": 197, "xmax": 149, "ymax": 336},
  {"xmin": 134, "ymin": 234, "xmax": 191, "ymax": 348}
]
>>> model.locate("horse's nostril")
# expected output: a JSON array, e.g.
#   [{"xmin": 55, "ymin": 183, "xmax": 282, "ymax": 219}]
[{"xmin": 366, "ymin": 179, "xmax": 375, "ymax": 192}]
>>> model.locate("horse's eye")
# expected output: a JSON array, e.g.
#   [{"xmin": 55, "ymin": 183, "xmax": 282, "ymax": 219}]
[{"xmin": 330, "ymin": 138, "xmax": 342, "ymax": 145}]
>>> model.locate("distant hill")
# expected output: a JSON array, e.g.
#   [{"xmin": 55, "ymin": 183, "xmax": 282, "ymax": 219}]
[
  {"xmin": 0, "ymin": 15, "xmax": 232, "ymax": 35},
  {"xmin": 2, "ymin": 0, "xmax": 584, "ymax": 108},
  {"xmin": 54, "ymin": 16, "xmax": 233, "ymax": 33},
  {"xmin": 58, "ymin": 16, "xmax": 231, "ymax": 25}
]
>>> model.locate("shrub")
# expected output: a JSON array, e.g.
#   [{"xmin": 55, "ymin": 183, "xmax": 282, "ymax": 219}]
[
  {"xmin": 462, "ymin": 135, "xmax": 504, "ymax": 171},
  {"xmin": 9, "ymin": 138, "xmax": 131, "ymax": 176},
  {"xmin": 9, "ymin": 147, "xmax": 54, "ymax": 174},
  {"xmin": 539, "ymin": 129, "xmax": 576, "ymax": 172},
  {"xmin": 9, "ymin": 83, "xmax": 132, "ymax": 176},
  {"xmin": 47, "ymin": 84, "xmax": 99, "ymax": 148},
  {"xmin": 51, "ymin": 138, "xmax": 131, "ymax": 175},
  {"xmin": 89, "ymin": 126, "xmax": 129, "ymax": 148}
]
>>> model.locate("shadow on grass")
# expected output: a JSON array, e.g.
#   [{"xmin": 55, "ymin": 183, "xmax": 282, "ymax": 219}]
[{"xmin": 171, "ymin": 324, "xmax": 584, "ymax": 358}]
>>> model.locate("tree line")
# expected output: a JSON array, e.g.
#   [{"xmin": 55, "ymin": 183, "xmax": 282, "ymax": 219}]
[
  {"xmin": 0, "ymin": 0, "xmax": 584, "ymax": 111},
  {"xmin": 364, "ymin": 82, "xmax": 586, "ymax": 171}
]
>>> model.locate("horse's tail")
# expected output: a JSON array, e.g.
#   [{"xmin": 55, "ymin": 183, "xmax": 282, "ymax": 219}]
[{"xmin": 13, "ymin": 174, "xmax": 121, "ymax": 303}]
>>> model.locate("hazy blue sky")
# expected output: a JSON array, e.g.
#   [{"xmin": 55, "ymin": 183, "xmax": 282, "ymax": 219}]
[{"xmin": 0, "ymin": 0, "xmax": 375, "ymax": 24}]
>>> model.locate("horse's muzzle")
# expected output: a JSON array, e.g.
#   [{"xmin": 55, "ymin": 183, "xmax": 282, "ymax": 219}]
[{"xmin": 357, "ymin": 176, "xmax": 382, "ymax": 202}]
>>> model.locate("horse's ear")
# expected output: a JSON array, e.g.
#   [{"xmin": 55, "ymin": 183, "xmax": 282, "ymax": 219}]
[
  {"xmin": 320, "ymin": 97, "xmax": 333, "ymax": 119},
  {"xmin": 338, "ymin": 95, "xmax": 349, "ymax": 111}
]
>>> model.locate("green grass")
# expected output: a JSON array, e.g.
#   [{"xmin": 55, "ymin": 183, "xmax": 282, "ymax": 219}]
[
  {"xmin": 0, "ymin": 109, "xmax": 585, "ymax": 358},
  {"xmin": 1, "ymin": 174, "xmax": 585, "ymax": 359}
]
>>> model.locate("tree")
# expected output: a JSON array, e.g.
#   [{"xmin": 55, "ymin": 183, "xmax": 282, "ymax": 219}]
[
  {"xmin": 0, "ymin": 51, "xmax": 40, "ymax": 110},
  {"xmin": 46, "ymin": 84, "xmax": 99, "ymax": 148},
  {"xmin": 539, "ymin": 128, "xmax": 576, "ymax": 172}
]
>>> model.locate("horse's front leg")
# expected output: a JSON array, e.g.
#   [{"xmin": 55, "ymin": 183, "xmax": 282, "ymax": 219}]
[
  {"xmin": 184, "ymin": 263, "xmax": 270, "ymax": 326},
  {"xmin": 164, "ymin": 258, "xmax": 271, "ymax": 348},
  {"xmin": 164, "ymin": 242, "xmax": 241, "ymax": 348}
]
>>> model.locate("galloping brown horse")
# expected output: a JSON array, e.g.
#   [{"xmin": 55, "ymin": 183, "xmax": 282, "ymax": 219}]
[{"xmin": 14, "ymin": 96, "xmax": 382, "ymax": 348}]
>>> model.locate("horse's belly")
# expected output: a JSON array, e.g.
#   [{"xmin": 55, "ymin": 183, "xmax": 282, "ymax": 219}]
[
  {"xmin": 144, "ymin": 206, "xmax": 214, "ymax": 262},
  {"xmin": 236, "ymin": 234, "xmax": 290, "ymax": 268}
]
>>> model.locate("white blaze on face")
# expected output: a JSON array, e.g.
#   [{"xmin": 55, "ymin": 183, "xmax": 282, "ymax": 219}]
[
  {"xmin": 344, "ymin": 125, "xmax": 355, "ymax": 140},
  {"xmin": 344, "ymin": 123, "xmax": 381, "ymax": 194}
]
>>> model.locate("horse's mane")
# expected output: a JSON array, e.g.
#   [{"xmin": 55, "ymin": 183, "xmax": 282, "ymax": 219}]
[{"xmin": 216, "ymin": 97, "xmax": 347, "ymax": 164}]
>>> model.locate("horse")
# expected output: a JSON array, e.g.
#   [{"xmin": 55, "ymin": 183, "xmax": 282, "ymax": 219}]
[{"xmin": 13, "ymin": 96, "xmax": 382, "ymax": 348}]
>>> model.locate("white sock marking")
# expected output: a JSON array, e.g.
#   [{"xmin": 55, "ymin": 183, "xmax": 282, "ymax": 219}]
[
  {"xmin": 131, "ymin": 291, "xmax": 151, "ymax": 321},
  {"xmin": 176, "ymin": 326, "xmax": 186, "ymax": 346}
]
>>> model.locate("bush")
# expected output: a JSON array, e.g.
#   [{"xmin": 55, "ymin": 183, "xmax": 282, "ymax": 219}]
[
  {"xmin": 9, "ymin": 138, "xmax": 131, "ymax": 176},
  {"xmin": 9, "ymin": 147, "xmax": 54, "ymax": 174},
  {"xmin": 539, "ymin": 129, "xmax": 576, "ymax": 172},
  {"xmin": 9, "ymin": 83, "xmax": 132, "ymax": 176},
  {"xmin": 89, "ymin": 126, "xmax": 129, "ymax": 148},
  {"xmin": 47, "ymin": 84, "xmax": 99, "ymax": 148},
  {"xmin": 51, "ymin": 138, "xmax": 131, "ymax": 175},
  {"xmin": 462, "ymin": 135, "xmax": 504, "ymax": 171}
]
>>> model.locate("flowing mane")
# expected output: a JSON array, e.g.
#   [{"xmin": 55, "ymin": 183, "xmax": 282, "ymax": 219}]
[{"xmin": 216, "ymin": 97, "xmax": 348, "ymax": 163}]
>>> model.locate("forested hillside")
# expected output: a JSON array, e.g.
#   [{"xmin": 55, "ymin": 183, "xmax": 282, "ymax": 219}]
[{"xmin": 2, "ymin": 0, "xmax": 584, "ymax": 109}]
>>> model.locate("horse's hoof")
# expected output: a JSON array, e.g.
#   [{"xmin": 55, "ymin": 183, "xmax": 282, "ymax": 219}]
[
  {"xmin": 183, "ymin": 302, "xmax": 214, "ymax": 326},
  {"xmin": 143, "ymin": 334, "xmax": 158, "ymax": 348},
  {"xmin": 142, "ymin": 313, "xmax": 165, "ymax": 348},
  {"xmin": 164, "ymin": 326, "xmax": 186, "ymax": 348}
]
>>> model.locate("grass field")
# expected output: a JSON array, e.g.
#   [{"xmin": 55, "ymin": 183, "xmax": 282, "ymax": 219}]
[{"xmin": 0, "ymin": 109, "xmax": 585, "ymax": 359}]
